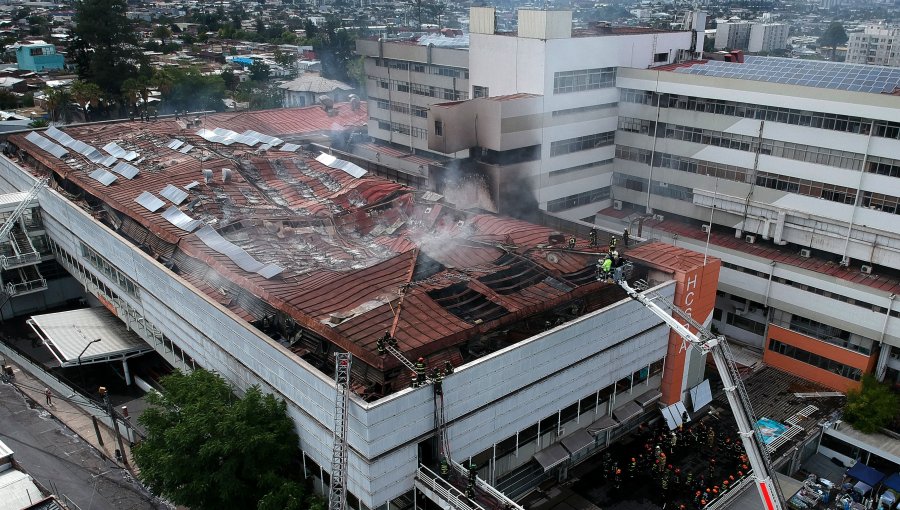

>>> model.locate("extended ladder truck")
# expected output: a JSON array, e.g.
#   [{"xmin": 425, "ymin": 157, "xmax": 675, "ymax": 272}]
[{"xmin": 610, "ymin": 264, "xmax": 784, "ymax": 510}]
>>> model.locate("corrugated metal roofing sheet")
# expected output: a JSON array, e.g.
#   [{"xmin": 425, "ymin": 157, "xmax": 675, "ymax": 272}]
[
  {"xmin": 134, "ymin": 191, "xmax": 165, "ymax": 212},
  {"xmin": 111, "ymin": 161, "xmax": 140, "ymax": 179},
  {"xmin": 160, "ymin": 184, "xmax": 188, "ymax": 205},
  {"xmin": 88, "ymin": 168, "xmax": 117, "ymax": 186},
  {"xmin": 161, "ymin": 206, "xmax": 200, "ymax": 232}
]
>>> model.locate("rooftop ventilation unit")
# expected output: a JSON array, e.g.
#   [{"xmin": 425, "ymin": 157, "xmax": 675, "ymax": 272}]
[
  {"xmin": 222, "ymin": 168, "xmax": 232, "ymax": 183},
  {"xmin": 701, "ymin": 224, "xmax": 711, "ymax": 234},
  {"xmin": 745, "ymin": 235, "xmax": 756, "ymax": 244},
  {"xmin": 861, "ymin": 264, "xmax": 873, "ymax": 274},
  {"xmin": 613, "ymin": 200, "xmax": 623, "ymax": 211},
  {"xmin": 203, "ymin": 169, "xmax": 213, "ymax": 184},
  {"xmin": 799, "ymin": 248, "xmax": 811, "ymax": 258}
]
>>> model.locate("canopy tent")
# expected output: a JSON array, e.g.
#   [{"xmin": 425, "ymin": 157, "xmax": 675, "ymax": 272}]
[
  {"xmin": 28, "ymin": 308, "xmax": 153, "ymax": 367},
  {"xmin": 587, "ymin": 415, "xmax": 618, "ymax": 435},
  {"xmin": 846, "ymin": 462, "xmax": 885, "ymax": 488},
  {"xmin": 533, "ymin": 444, "xmax": 569, "ymax": 472}
]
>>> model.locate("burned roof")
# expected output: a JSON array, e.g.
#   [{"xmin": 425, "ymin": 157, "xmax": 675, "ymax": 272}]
[{"xmin": 8, "ymin": 105, "xmax": 620, "ymax": 396}]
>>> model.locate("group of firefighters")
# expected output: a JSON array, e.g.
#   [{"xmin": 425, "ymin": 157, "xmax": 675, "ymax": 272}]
[
  {"xmin": 375, "ymin": 333, "xmax": 454, "ymax": 391},
  {"xmin": 598, "ymin": 419, "xmax": 752, "ymax": 509}
]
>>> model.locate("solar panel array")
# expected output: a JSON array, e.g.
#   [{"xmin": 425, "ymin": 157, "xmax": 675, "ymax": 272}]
[
  {"xmin": 160, "ymin": 184, "xmax": 188, "ymax": 205},
  {"xmin": 674, "ymin": 56, "xmax": 900, "ymax": 94},
  {"xmin": 88, "ymin": 168, "xmax": 117, "ymax": 186},
  {"xmin": 102, "ymin": 142, "xmax": 139, "ymax": 161},
  {"xmin": 167, "ymin": 139, "xmax": 184, "ymax": 151},
  {"xmin": 179, "ymin": 144, "xmax": 194, "ymax": 154},
  {"xmin": 195, "ymin": 225, "xmax": 284, "ymax": 279},
  {"xmin": 25, "ymin": 132, "xmax": 69, "ymax": 159},
  {"xmin": 134, "ymin": 191, "xmax": 166, "ymax": 212},
  {"xmin": 280, "ymin": 143, "xmax": 300, "ymax": 152},
  {"xmin": 195, "ymin": 128, "xmax": 284, "ymax": 147}
]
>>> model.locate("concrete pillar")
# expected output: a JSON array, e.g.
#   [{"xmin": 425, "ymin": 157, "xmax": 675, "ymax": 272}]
[{"xmin": 122, "ymin": 358, "xmax": 132, "ymax": 386}]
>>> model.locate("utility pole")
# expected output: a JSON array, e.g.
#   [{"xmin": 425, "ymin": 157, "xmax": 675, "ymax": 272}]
[{"xmin": 98, "ymin": 386, "xmax": 129, "ymax": 468}]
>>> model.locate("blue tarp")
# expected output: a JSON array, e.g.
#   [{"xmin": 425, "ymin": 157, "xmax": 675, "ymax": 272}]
[
  {"xmin": 846, "ymin": 462, "xmax": 885, "ymax": 487},
  {"xmin": 884, "ymin": 473, "xmax": 900, "ymax": 492}
]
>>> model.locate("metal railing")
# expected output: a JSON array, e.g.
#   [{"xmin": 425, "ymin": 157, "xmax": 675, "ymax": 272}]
[
  {"xmin": 0, "ymin": 251, "xmax": 41, "ymax": 270},
  {"xmin": 6, "ymin": 277, "xmax": 47, "ymax": 295},
  {"xmin": 415, "ymin": 465, "xmax": 486, "ymax": 510}
]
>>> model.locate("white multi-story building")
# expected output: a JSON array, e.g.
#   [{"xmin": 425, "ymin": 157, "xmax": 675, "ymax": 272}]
[
  {"xmin": 714, "ymin": 21, "xmax": 752, "ymax": 50},
  {"xmin": 748, "ymin": 23, "xmax": 790, "ymax": 53},
  {"xmin": 607, "ymin": 56, "xmax": 900, "ymax": 392},
  {"xmin": 846, "ymin": 24, "xmax": 900, "ymax": 67}
]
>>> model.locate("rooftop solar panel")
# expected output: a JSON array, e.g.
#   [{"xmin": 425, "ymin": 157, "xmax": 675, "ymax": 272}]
[
  {"xmin": 179, "ymin": 144, "xmax": 194, "ymax": 154},
  {"xmin": 674, "ymin": 56, "xmax": 900, "ymax": 94},
  {"xmin": 99, "ymin": 156, "xmax": 118, "ymax": 167},
  {"xmin": 161, "ymin": 206, "xmax": 200, "ymax": 232},
  {"xmin": 134, "ymin": 191, "xmax": 166, "ymax": 212},
  {"xmin": 280, "ymin": 143, "xmax": 300, "ymax": 152},
  {"xmin": 167, "ymin": 139, "xmax": 184, "ymax": 150},
  {"xmin": 160, "ymin": 184, "xmax": 188, "ymax": 205},
  {"xmin": 194, "ymin": 225, "xmax": 283, "ymax": 278},
  {"xmin": 316, "ymin": 152, "xmax": 366, "ymax": 178},
  {"xmin": 88, "ymin": 168, "xmax": 117, "ymax": 186},
  {"xmin": 112, "ymin": 161, "xmax": 140, "ymax": 179},
  {"xmin": 25, "ymin": 132, "xmax": 69, "ymax": 159}
]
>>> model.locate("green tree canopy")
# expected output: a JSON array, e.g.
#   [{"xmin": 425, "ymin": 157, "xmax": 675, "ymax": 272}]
[
  {"xmin": 249, "ymin": 60, "xmax": 271, "ymax": 81},
  {"xmin": 818, "ymin": 21, "xmax": 848, "ymax": 61},
  {"xmin": 134, "ymin": 369, "xmax": 303, "ymax": 510},
  {"xmin": 161, "ymin": 67, "xmax": 227, "ymax": 112},
  {"xmin": 843, "ymin": 374, "xmax": 900, "ymax": 434},
  {"xmin": 69, "ymin": 0, "xmax": 145, "ymax": 98}
]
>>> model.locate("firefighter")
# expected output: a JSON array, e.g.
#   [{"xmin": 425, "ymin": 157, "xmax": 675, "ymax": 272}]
[
  {"xmin": 627, "ymin": 457, "xmax": 636, "ymax": 480},
  {"xmin": 669, "ymin": 430, "xmax": 678, "ymax": 454},
  {"xmin": 707, "ymin": 428, "xmax": 716, "ymax": 450},
  {"xmin": 609, "ymin": 236, "xmax": 617, "ymax": 250},
  {"xmin": 444, "ymin": 360, "xmax": 454, "ymax": 375},
  {"xmin": 672, "ymin": 468, "xmax": 681, "ymax": 486},
  {"xmin": 623, "ymin": 228, "xmax": 630, "ymax": 247},
  {"xmin": 376, "ymin": 332, "xmax": 390, "ymax": 355},
  {"xmin": 660, "ymin": 469, "xmax": 669, "ymax": 494},
  {"xmin": 433, "ymin": 369, "xmax": 444, "ymax": 396},
  {"xmin": 440, "ymin": 457, "xmax": 449, "ymax": 477},
  {"xmin": 599, "ymin": 255, "xmax": 613, "ymax": 281},
  {"xmin": 709, "ymin": 457, "xmax": 717, "ymax": 478},
  {"xmin": 685, "ymin": 470, "xmax": 694, "ymax": 489},
  {"xmin": 589, "ymin": 228, "xmax": 598, "ymax": 247},
  {"xmin": 568, "ymin": 235, "xmax": 576, "ymax": 249},
  {"xmin": 466, "ymin": 462, "xmax": 478, "ymax": 497},
  {"xmin": 602, "ymin": 452, "xmax": 612, "ymax": 480},
  {"xmin": 414, "ymin": 357, "xmax": 427, "ymax": 386},
  {"xmin": 410, "ymin": 372, "xmax": 419, "ymax": 388},
  {"xmin": 613, "ymin": 468, "xmax": 622, "ymax": 491}
]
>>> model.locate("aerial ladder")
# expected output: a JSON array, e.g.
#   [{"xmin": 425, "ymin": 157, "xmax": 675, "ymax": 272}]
[
  {"xmin": 610, "ymin": 264, "xmax": 784, "ymax": 510},
  {"xmin": 329, "ymin": 353, "xmax": 352, "ymax": 510}
]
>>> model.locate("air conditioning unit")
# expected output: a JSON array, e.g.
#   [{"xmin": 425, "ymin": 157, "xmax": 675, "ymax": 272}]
[
  {"xmin": 745, "ymin": 235, "xmax": 756, "ymax": 244},
  {"xmin": 613, "ymin": 200, "xmax": 623, "ymax": 211},
  {"xmin": 557, "ymin": 427, "xmax": 565, "ymax": 437},
  {"xmin": 701, "ymin": 224, "xmax": 711, "ymax": 234},
  {"xmin": 654, "ymin": 214, "xmax": 665, "ymax": 221},
  {"xmin": 799, "ymin": 248, "xmax": 812, "ymax": 258},
  {"xmin": 658, "ymin": 182, "xmax": 669, "ymax": 188},
  {"xmin": 861, "ymin": 264, "xmax": 873, "ymax": 275}
]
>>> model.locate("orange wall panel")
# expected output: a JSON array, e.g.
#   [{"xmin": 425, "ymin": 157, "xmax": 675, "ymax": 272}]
[{"xmin": 763, "ymin": 325, "xmax": 871, "ymax": 392}]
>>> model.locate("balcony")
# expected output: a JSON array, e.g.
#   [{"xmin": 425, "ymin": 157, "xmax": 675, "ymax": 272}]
[
  {"xmin": 4, "ymin": 264, "xmax": 47, "ymax": 296},
  {"xmin": 0, "ymin": 224, "xmax": 42, "ymax": 270}
]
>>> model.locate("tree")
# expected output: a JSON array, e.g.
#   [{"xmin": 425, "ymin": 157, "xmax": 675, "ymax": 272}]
[
  {"xmin": 43, "ymin": 87, "xmax": 72, "ymax": 123},
  {"xmin": 71, "ymin": 80, "xmax": 102, "ymax": 121},
  {"xmin": 134, "ymin": 369, "xmax": 302, "ymax": 510},
  {"xmin": 158, "ymin": 67, "xmax": 226, "ymax": 112},
  {"xmin": 152, "ymin": 24, "xmax": 173, "ymax": 46},
  {"xmin": 249, "ymin": 60, "xmax": 271, "ymax": 81},
  {"xmin": 818, "ymin": 21, "xmax": 848, "ymax": 61},
  {"xmin": 843, "ymin": 374, "xmax": 899, "ymax": 434},
  {"xmin": 69, "ymin": 0, "xmax": 145, "ymax": 98}
]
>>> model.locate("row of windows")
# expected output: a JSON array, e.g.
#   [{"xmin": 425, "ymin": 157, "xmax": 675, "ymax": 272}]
[
  {"xmin": 658, "ymin": 122, "xmax": 757, "ymax": 152},
  {"xmin": 552, "ymin": 102, "xmax": 618, "ymax": 117},
  {"xmin": 79, "ymin": 242, "xmax": 139, "ymax": 298},
  {"xmin": 771, "ymin": 309, "xmax": 872, "ymax": 355},
  {"xmin": 616, "ymin": 144, "xmax": 900, "ymax": 211},
  {"xmin": 650, "ymin": 180, "xmax": 693, "ymax": 202},
  {"xmin": 618, "ymin": 117, "xmax": 655, "ymax": 134},
  {"xmin": 376, "ymin": 58, "xmax": 469, "ymax": 79},
  {"xmin": 372, "ymin": 119, "xmax": 427, "ymax": 139},
  {"xmin": 768, "ymin": 339, "xmax": 863, "ymax": 381},
  {"xmin": 546, "ymin": 186, "xmax": 610, "ymax": 212},
  {"xmin": 759, "ymin": 139, "xmax": 865, "ymax": 172},
  {"xmin": 548, "ymin": 159, "xmax": 614, "ymax": 178},
  {"xmin": 718, "ymin": 310, "xmax": 767, "ymax": 336},
  {"xmin": 612, "ymin": 172, "xmax": 648, "ymax": 192},
  {"xmin": 549, "ymin": 130, "xmax": 615, "ymax": 157},
  {"xmin": 553, "ymin": 67, "xmax": 616, "ymax": 94},
  {"xmin": 369, "ymin": 76, "xmax": 467, "ymax": 101},
  {"xmin": 374, "ymin": 99, "xmax": 428, "ymax": 118},
  {"xmin": 755, "ymin": 171, "xmax": 859, "ymax": 205},
  {"xmin": 619, "ymin": 88, "xmax": 900, "ymax": 141},
  {"xmin": 867, "ymin": 155, "xmax": 900, "ymax": 178},
  {"xmin": 720, "ymin": 261, "xmax": 900, "ymax": 318}
]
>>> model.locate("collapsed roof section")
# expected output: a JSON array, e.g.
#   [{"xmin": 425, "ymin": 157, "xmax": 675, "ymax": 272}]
[{"xmin": 8, "ymin": 104, "xmax": 625, "ymax": 397}]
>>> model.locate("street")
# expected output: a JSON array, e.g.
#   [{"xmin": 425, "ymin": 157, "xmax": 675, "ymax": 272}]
[{"xmin": 0, "ymin": 381, "xmax": 169, "ymax": 510}]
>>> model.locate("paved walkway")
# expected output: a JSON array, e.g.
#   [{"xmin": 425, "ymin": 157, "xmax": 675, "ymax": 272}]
[{"xmin": 4, "ymin": 360, "xmax": 138, "ymax": 473}]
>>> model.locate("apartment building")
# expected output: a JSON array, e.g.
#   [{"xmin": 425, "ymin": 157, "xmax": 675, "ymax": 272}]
[
  {"xmin": 605, "ymin": 56, "xmax": 900, "ymax": 391},
  {"xmin": 846, "ymin": 24, "xmax": 900, "ymax": 67},
  {"xmin": 748, "ymin": 23, "xmax": 790, "ymax": 53},
  {"xmin": 714, "ymin": 21, "xmax": 752, "ymax": 50}
]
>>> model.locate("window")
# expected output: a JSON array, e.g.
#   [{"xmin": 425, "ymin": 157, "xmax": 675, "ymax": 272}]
[
  {"xmin": 433, "ymin": 120, "xmax": 443, "ymax": 136},
  {"xmin": 473, "ymin": 85, "xmax": 489, "ymax": 98},
  {"xmin": 79, "ymin": 242, "xmax": 139, "ymax": 299},
  {"xmin": 553, "ymin": 67, "xmax": 616, "ymax": 94},
  {"xmin": 552, "ymin": 102, "xmax": 618, "ymax": 117},
  {"xmin": 550, "ymin": 131, "xmax": 615, "ymax": 156},
  {"xmin": 654, "ymin": 52, "xmax": 668, "ymax": 63},
  {"xmin": 767, "ymin": 339, "xmax": 862, "ymax": 381},
  {"xmin": 546, "ymin": 187, "xmax": 610, "ymax": 212}
]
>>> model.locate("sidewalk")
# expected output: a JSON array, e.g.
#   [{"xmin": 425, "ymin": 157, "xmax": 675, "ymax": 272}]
[{"xmin": 4, "ymin": 360, "xmax": 138, "ymax": 474}]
